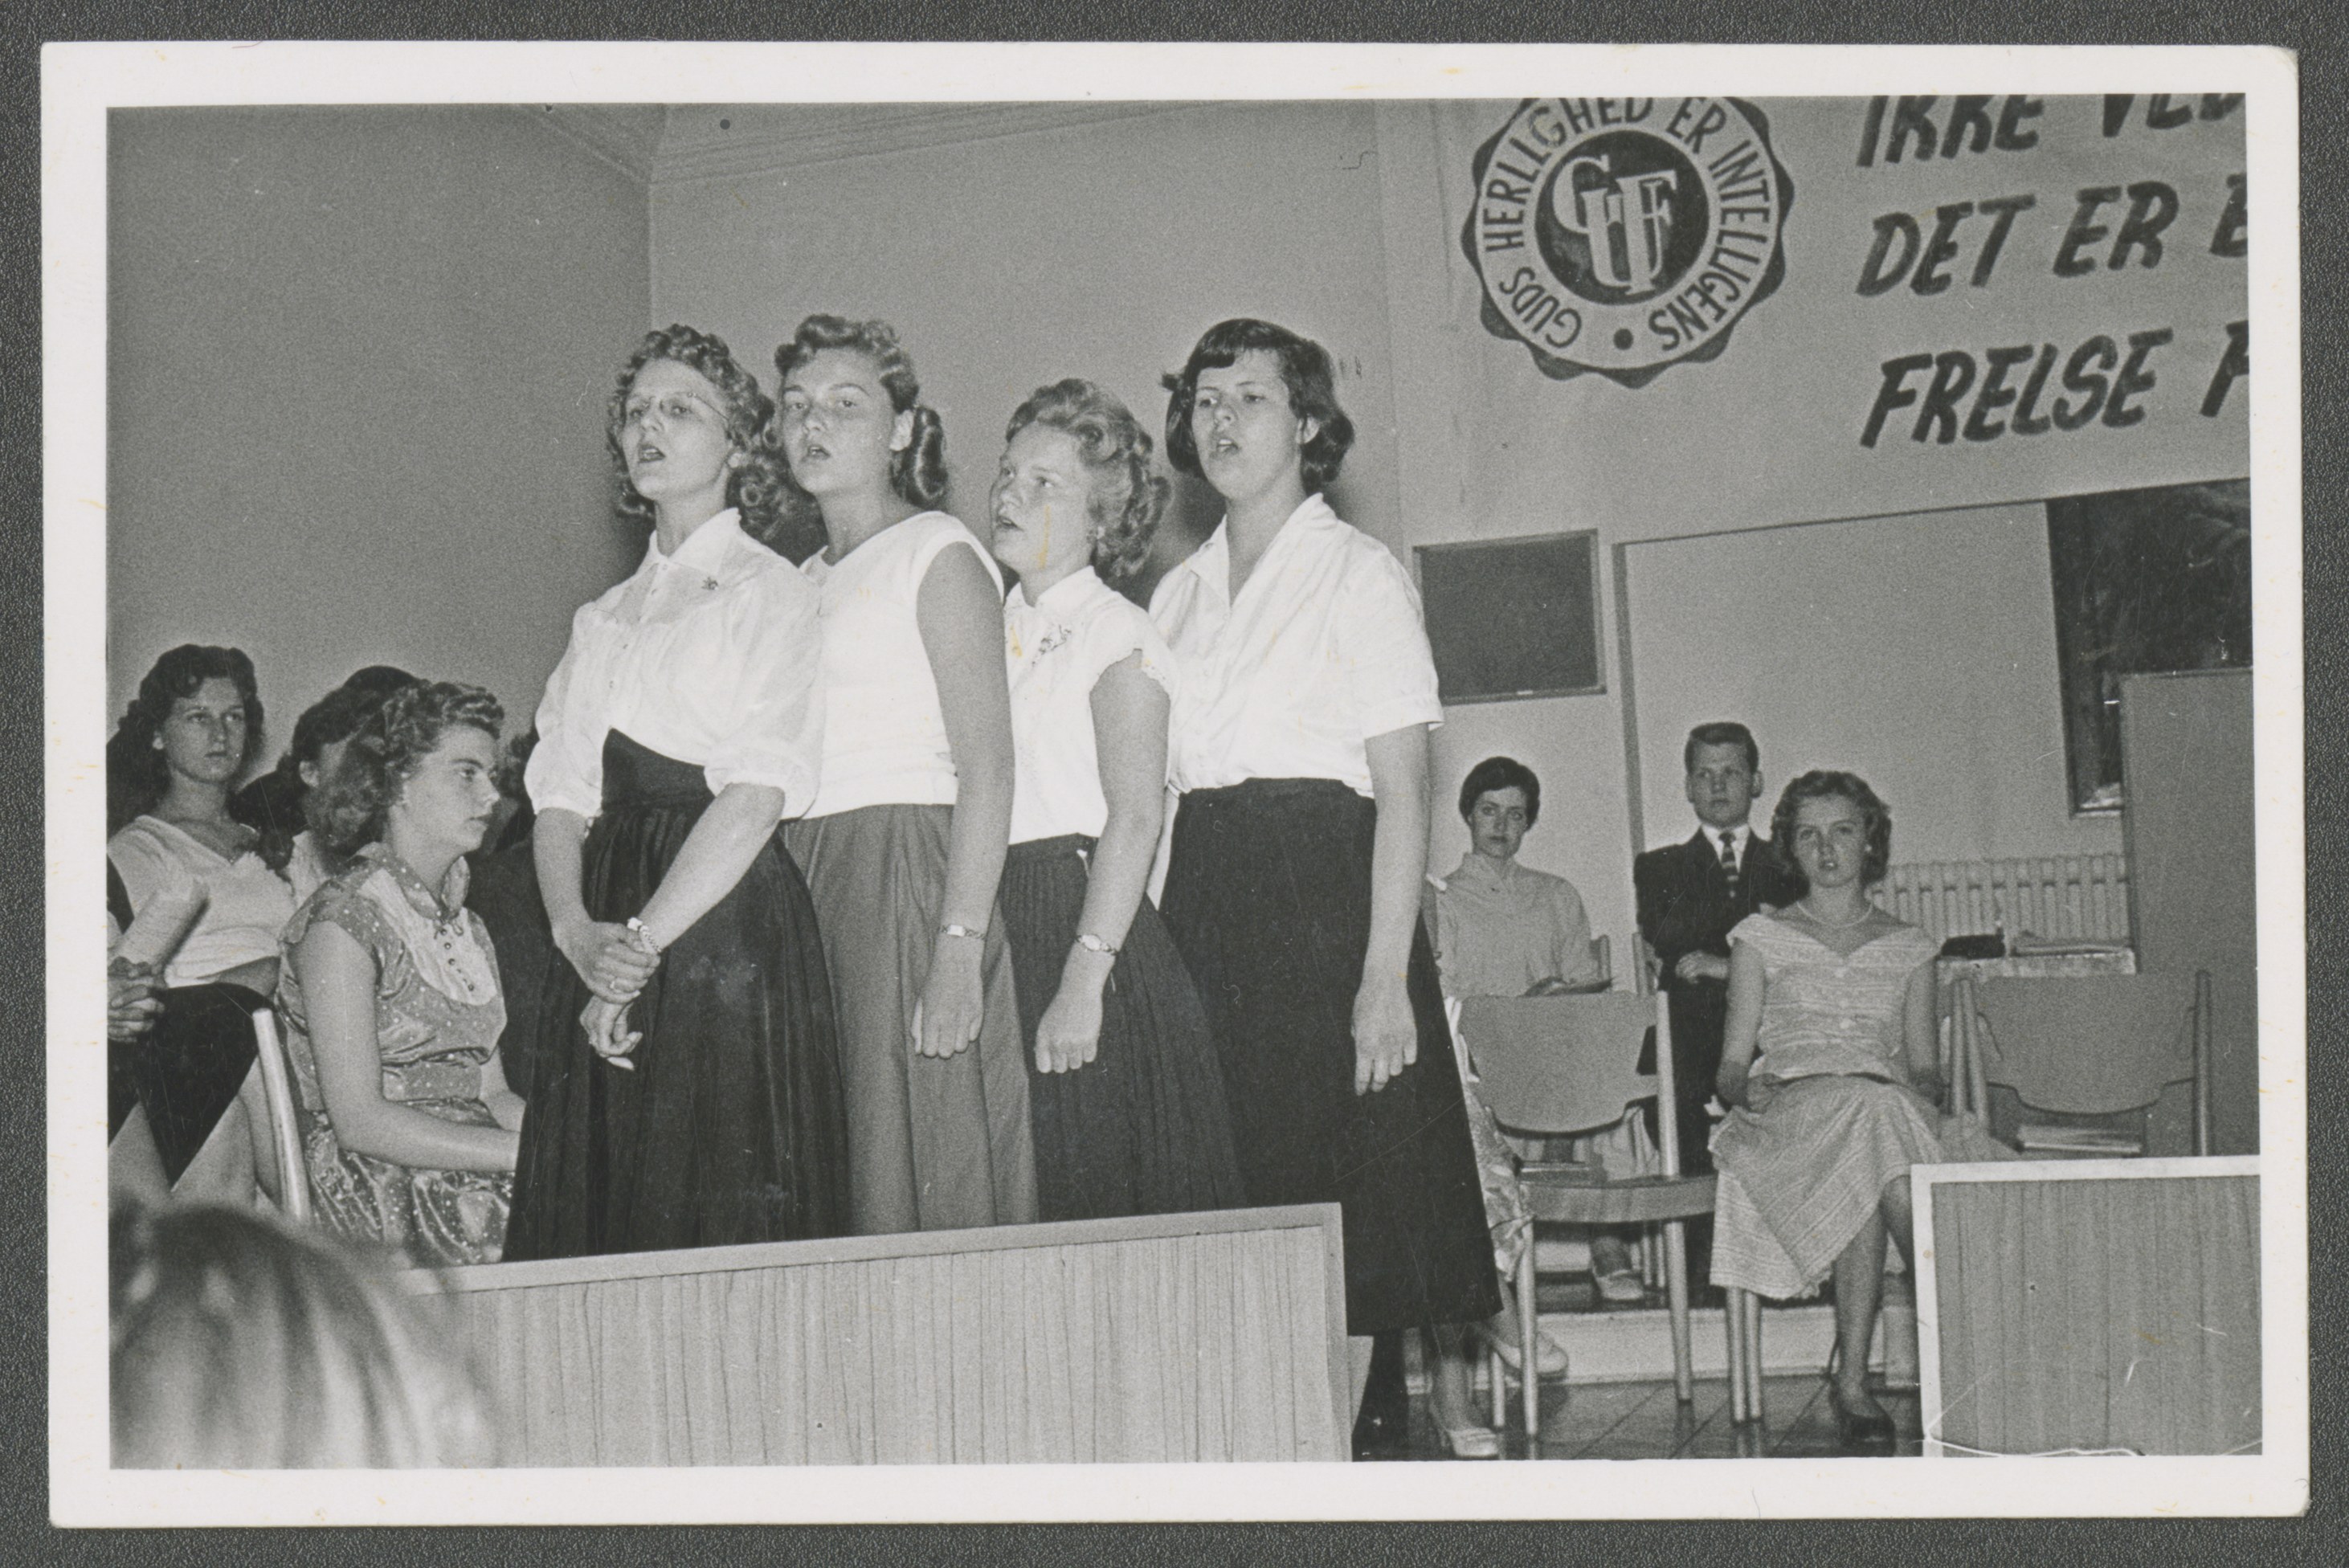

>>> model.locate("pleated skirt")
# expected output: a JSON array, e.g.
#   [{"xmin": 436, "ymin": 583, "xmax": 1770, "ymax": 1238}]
[
  {"xmin": 1158, "ymin": 778, "xmax": 1502, "ymax": 1335},
  {"xmin": 999, "ymin": 834, "xmax": 1247, "ymax": 1223},
  {"xmin": 505, "ymin": 732, "xmax": 851, "ymax": 1260},
  {"xmin": 1710, "ymin": 1072, "xmax": 2017, "ymax": 1299},
  {"xmin": 785, "ymin": 802, "xmax": 1036, "ymax": 1235}
]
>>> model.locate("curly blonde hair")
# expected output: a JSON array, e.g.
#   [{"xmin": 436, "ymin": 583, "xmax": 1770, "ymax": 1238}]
[
  {"xmin": 308, "ymin": 681, "xmax": 505, "ymax": 855},
  {"xmin": 1003, "ymin": 378, "xmax": 1169, "ymax": 586}
]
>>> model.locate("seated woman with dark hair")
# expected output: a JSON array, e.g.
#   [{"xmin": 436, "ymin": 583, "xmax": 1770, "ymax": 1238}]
[
  {"xmin": 278, "ymin": 681, "xmax": 525, "ymax": 1268},
  {"xmin": 232, "ymin": 668, "xmax": 419, "ymax": 903},
  {"xmin": 1710, "ymin": 770, "xmax": 2013, "ymax": 1450},
  {"xmin": 106, "ymin": 644, "xmax": 296, "ymax": 1203}
]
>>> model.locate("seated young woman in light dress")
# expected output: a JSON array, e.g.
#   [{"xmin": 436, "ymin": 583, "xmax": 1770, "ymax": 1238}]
[
  {"xmin": 278, "ymin": 683, "xmax": 525, "ymax": 1267},
  {"xmin": 106, "ymin": 645, "xmax": 297, "ymax": 1203},
  {"xmin": 1709, "ymin": 770, "xmax": 2013, "ymax": 1449}
]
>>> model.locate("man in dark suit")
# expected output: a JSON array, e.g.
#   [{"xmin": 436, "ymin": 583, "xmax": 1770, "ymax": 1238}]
[{"xmin": 1635, "ymin": 723, "xmax": 1802, "ymax": 1202}]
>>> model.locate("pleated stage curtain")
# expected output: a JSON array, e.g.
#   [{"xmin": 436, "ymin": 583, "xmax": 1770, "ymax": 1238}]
[
  {"xmin": 397, "ymin": 1204, "xmax": 1349, "ymax": 1465},
  {"xmin": 1922, "ymin": 1160, "xmax": 2261, "ymax": 1456}
]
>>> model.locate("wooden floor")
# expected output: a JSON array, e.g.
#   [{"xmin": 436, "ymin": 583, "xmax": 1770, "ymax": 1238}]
[{"xmin": 1379, "ymin": 1374, "xmax": 1926, "ymax": 1461}]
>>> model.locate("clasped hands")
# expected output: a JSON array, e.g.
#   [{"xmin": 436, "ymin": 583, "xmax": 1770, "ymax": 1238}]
[
  {"xmin": 558, "ymin": 918, "xmax": 660, "ymax": 1070},
  {"xmin": 108, "ymin": 957, "xmax": 162, "ymax": 1043}
]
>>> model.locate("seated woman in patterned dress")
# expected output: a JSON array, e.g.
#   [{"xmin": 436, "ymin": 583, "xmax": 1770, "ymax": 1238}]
[
  {"xmin": 1710, "ymin": 770, "xmax": 2013, "ymax": 1449},
  {"xmin": 278, "ymin": 682, "xmax": 525, "ymax": 1267}
]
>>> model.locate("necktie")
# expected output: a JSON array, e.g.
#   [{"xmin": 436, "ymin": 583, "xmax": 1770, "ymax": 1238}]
[{"xmin": 1718, "ymin": 831, "xmax": 1740, "ymax": 892}]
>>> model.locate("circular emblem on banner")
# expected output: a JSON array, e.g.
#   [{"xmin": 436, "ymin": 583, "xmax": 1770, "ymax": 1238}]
[{"xmin": 1461, "ymin": 98, "xmax": 1793, "ymax": 387}]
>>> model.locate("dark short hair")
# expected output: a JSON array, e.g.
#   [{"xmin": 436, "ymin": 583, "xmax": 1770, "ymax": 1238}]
[
  {"xmin": 772, "ymin": 314, "xmax": 949, "ymax": 513},
  {"xmin": 1458, "ymin": 755, "xmax": 1542, "ymax": 827},
  {"xmin": 1771, "ymin": 770, "xmax": 1893, "ymax": 890},
  {"xmin": 1161, "ymin": 318, "xmax": 1356, "ymax": 494},
  {"xmin": 340, "ymin": 665, "xmax": 416, "ymax": 697},
  {"xmin": 1004, "ymin": 378, "xmax": 1169, "ymax": 586},
  {"xmin": 106, "ymin": 646, "xmax": 266, "ymax": 834},
  {"xmin": 235, "ymin": 674, "xmax": 417, "ymax": 867},
  {"xmin": 609, "ymin": 325, "xmax": 815, "ymax": 561},
  {"xmin": 308, "ymin": 682, "xmax": 505, "ymax": 855},
  {"xmin": 1684, "ymin": 721, "xmax": 1761, "ymax": 775}
]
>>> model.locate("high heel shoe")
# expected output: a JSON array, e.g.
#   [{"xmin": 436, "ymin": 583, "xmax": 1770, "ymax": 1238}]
[
  {"xmin": 1437, "ymin": 1418, "xmax": 1501, "ymax": 1460},
  {"xmin": 1824, "ymin": 1344, "xmax": 1894, "ymax": 1448},
  {"xmin": 1471, "ymin": 1318, "xmax": 1570, "ymax": 1378},
  {"xmin": 1827, "ymin": 1383, "xmax": 1895, "ymax": 1448}
]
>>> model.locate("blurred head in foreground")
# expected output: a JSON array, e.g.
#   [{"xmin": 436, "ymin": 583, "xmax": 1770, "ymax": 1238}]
[{"xmin": 110, "ymin": 1202, "xmax": 496, "ymax": 1469}]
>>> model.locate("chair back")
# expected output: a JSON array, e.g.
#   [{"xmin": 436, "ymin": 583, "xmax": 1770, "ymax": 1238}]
[
  {"xmin": 1969, "ymin": 972, "xmax": 2201, "ymax": 1117},
  {"xmin": 1589, "ymin": 933, "xmax": 1613, "ymax": 990},
  {"xmin": 248, "ymin": 1008, "xmax": 312, "ymax": 1222},
  {"xmin": 1632, "ymin": 932, "xmax": 1661, "ymax": 997},
  {"xmin": 1456, "ymin": 992, "xmax": 1683, "ymax": 1172}
]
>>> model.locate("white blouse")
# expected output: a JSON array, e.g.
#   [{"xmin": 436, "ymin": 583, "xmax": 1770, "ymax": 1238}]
[
  {"xmin": 1005, "ymin": 566, "xmax": 1176, "ymax": 844},
  {"xmin": 106, "ymin": 815, "xmax": 297, "ymax": 988},
  {"xmin": 526, "ymin": 509, "xmax": 824, "ymax": 822},
  {"xmin": 1148, "ymin": 493, "xmax": 1443, "ymax": 798},
  {"xmin": 799, "ymin": 511, "xmax": 1003, "ymax": 819}
]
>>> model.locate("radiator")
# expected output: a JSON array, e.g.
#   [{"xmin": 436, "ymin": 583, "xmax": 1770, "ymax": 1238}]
[{"xmin": 1879, "ymin": 853, "xmax": 2131, "ymax": 946}]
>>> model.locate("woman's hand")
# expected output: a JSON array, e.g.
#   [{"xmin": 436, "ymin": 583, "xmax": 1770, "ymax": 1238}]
[
  {"xmin": 554, "ymin": 917, "xmax": 660, "ymax": 1003},
  {"xmin": 580, "ymin": 995, "xmax": 641, "ymax": 1068},
  {"xmin": 1352, "ymin": 973, "xmax": 1419, "ymax": 1095},
  {"xmin": 484, "ymin": 1088, "xmax": 527, "ymax": 1133},
  {"xmin": 1034, "ymin": 982, "xmax": 1105, "ymax": 1074},
  {"xmin": 911, "ymin": 936, "xmax": 985, "ymax": 1060},
  {"xmin": 1739, "ymin": 1072, "xmax": 1782, "ymax": 1114},
  {"xmin": 107, "ymin": 958, "xmax": 161, "ymax": 1043}
]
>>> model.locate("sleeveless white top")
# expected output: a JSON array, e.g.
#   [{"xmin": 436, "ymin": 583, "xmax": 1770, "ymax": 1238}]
[{"xmin": 801, "ymin": 511, "xmax": 1003, "ymax": 818}]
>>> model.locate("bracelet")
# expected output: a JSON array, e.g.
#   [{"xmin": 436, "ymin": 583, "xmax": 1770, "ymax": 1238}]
[
  {"xmin": 625, "ymin": 917, "xmax": 664, "ymax": 954},
  {"xmin": 938, "ymin": 922, "xmax": 987, "ymax": 942},
  {"xmin": 1074, "ymin": 932, "xmax": 1120, "ymax": 958}
]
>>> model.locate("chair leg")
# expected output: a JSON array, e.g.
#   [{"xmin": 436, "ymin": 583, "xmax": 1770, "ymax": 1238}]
[
  {"xmin": 1487, "ymin": 1338, "xmax": 1505, "ymax": 1431},
  {"xmin": 1742, "ymin": 1285, "xmax": 1765, "ymax": 1425},
  {"xmin": 1519, "ymin": 1242, "xmax": 1541, "ymax": 1448},
  {"xmin": 1726, "ymin": 1288, "xmax": 1751, "ymax": 1424},
  {"xmin": 1662, "ymin": 1217, "xmax": 1695, "ymax": 1406}
]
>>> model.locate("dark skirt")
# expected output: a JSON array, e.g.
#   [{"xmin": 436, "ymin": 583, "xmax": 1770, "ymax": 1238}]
[
  {"xmin": 1000, "ymin": 834, "xmax": 1247, "ymax": 1223},
  {"xmin": 504, "ymin": 731, "xmax": 851, "ymax": 1260},
  {"xmin": 464, "ymin": 839, "xmax": 554, "ymax": 1103},
  {"xmin": 111, "ymin": 982, "xmax": 265, "ymax": 1184},
  {"xmin": 1158, "ymin": 778, "xmax": 1502, "ymax": 1336}
]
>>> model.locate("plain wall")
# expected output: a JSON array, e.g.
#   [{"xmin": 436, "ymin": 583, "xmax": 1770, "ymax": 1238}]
[
  {"xmin": 648, "ymin": 101, "xmax": 1403, "ymax": 563},
  {"xmin": 108, "ymin": 107, "xmax": 652, "ymax": 755},
  {"xmin": 1620, "ymin": 503, "xmax": 2116, "ymax": 867}
]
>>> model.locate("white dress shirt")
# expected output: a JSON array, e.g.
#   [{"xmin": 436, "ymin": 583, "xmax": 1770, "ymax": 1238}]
[
  {"xmin": 527, "ymin": 508, "xmax": 825, "ymax": 822},
  {"xmin": 1148, "ymin": 494, "xmax": 1442, "ymax": 798},
  {"xmin": 1005, "ymin": 566, "xmax": 1175, "ymax": 844},
  {"xmin": 799, "ymin": 511, "xmax": 1004, "ymax": 819}
]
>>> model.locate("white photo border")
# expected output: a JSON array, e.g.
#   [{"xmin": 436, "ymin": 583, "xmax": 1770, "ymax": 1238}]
[{"xmin": 44, "ymin": 39, "xmax": 2306, "ymax": 1525}]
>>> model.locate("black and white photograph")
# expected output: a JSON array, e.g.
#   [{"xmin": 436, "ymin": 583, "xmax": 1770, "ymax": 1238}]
[{"xmin": 43, "ymin": 41, "xmax": 2305, "ymax": 1524}]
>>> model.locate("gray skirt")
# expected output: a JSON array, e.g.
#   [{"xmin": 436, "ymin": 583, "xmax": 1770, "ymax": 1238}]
[{"xmin": 786, "ymin": 803, "xmax": 1036, "ymax": 1235}]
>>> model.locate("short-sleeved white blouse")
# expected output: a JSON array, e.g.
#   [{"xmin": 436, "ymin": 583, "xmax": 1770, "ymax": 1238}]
[
  {"xmin": 1004, "ymin": 566, "xmax": 1175, "ymax": 844},
  {"xmin": 799, "ymin": 511, "xmax": 1003, "ymax": 819},
  {"xmin": 526, "ymin": 508, "xmax": 825, "ymax": 822},
  {"xmin": 1148, "ymin": 494, "xmax": 1443, "ymax": 798}
]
